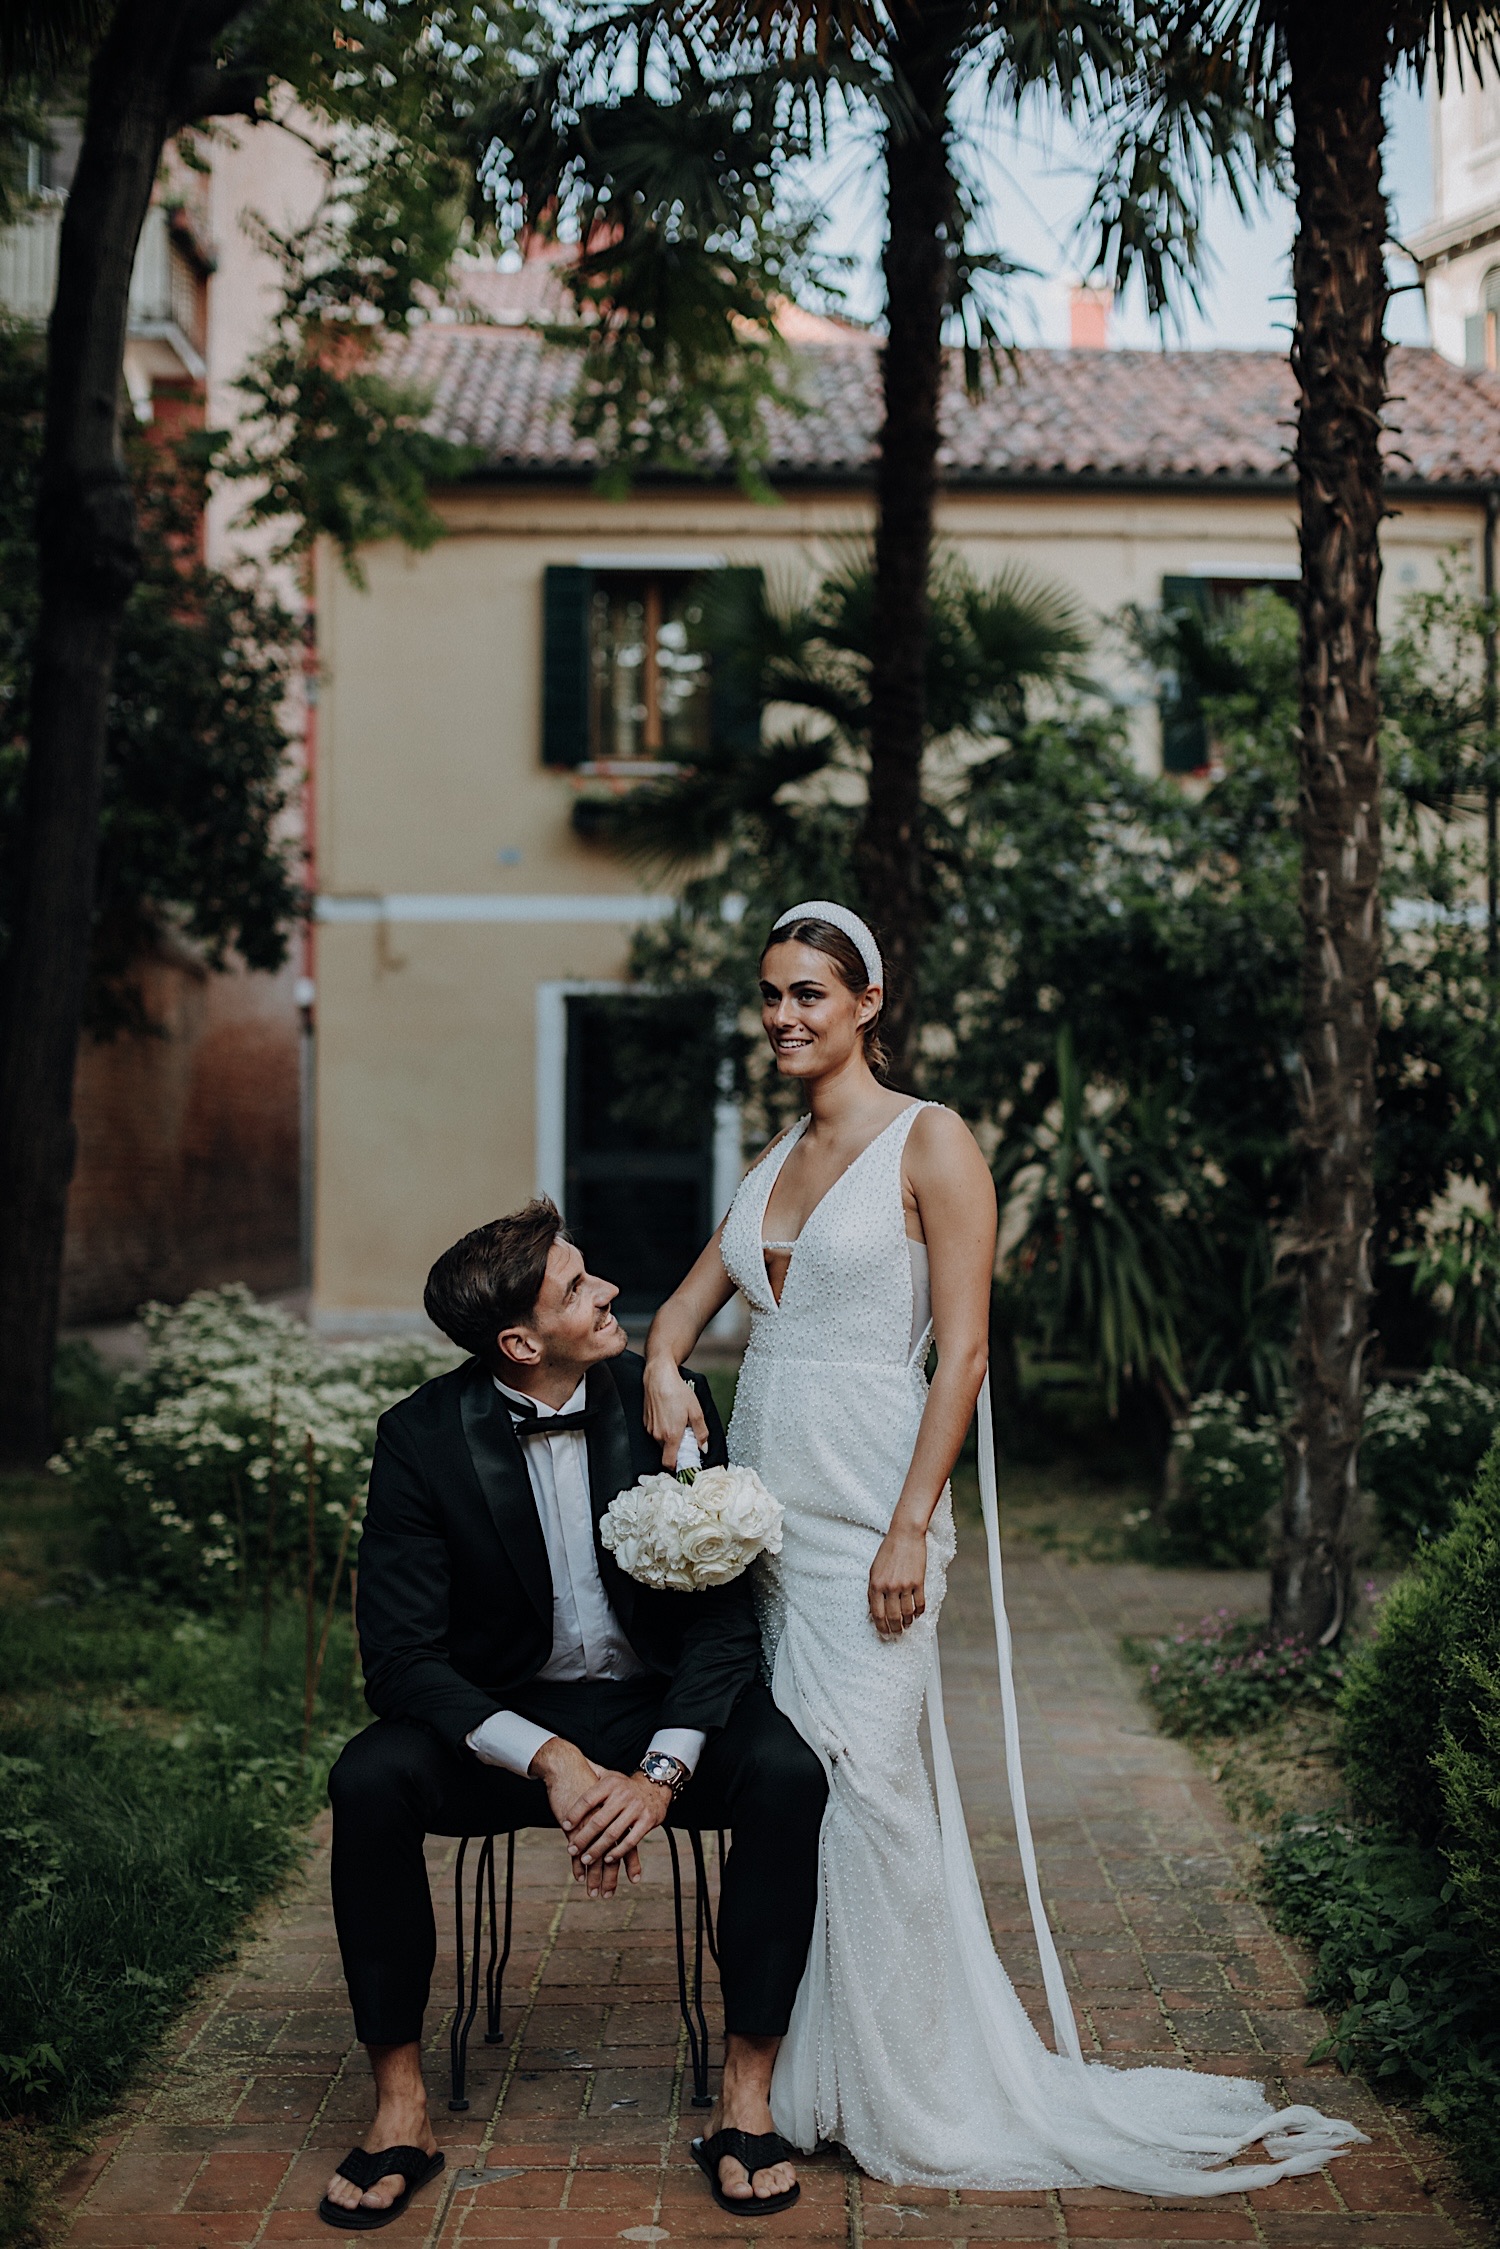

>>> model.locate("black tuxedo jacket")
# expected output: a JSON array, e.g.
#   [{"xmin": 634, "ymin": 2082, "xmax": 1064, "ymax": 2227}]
[{"xmin": 356, "ymin": 1350, "xmax": 760, "ymax": 1753}]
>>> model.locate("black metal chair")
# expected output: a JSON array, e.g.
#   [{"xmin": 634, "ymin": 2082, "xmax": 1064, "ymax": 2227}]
[{"xmin": 447, "ymin": 1825, "xmax": 726, "ymax": 2114}]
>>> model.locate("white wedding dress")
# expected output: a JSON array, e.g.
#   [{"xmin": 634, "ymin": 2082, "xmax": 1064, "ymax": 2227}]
[{"xmin": 719, "ymin": 1102, "xmax": 1364, "ymax": 2194}]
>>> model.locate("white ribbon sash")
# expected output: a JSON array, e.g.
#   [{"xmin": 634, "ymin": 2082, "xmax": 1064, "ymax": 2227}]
[{"xmin": 965, "ymin": 1370, "xmax": 1082, "ymax": 2061}]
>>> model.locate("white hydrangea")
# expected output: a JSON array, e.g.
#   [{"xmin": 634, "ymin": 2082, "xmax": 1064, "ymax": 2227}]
[{"xmin": 600, "ymin": 1464, "xmax": 784, "ymax": 1592}]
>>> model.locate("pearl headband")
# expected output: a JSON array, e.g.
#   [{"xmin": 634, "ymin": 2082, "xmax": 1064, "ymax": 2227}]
[{"xmin": 769, "ymin": 899, "xmax": 883, "ymax": 991}]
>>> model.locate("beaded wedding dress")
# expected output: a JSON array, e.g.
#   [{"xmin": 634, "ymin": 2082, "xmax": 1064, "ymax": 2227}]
[{"xmin": 719, "ymin": 1101, "xmax": 1364, "ymax": 2193}]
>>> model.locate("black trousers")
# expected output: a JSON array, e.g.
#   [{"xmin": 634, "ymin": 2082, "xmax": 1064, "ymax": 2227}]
[{"xmin": 328, "ymin": 1678, "xmax": 826, "ymax": 2047}]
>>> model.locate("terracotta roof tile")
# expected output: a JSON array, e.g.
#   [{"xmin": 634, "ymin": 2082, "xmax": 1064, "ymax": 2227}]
[{"xmin": 383, "ymin": 327, "xmax": 1500, "ymax": 490}]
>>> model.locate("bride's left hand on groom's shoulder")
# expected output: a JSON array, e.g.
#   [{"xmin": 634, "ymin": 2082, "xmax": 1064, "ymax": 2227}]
[{"xmin": 643, "ymin": 1354, "xmax": 710, "ymax": 1469}]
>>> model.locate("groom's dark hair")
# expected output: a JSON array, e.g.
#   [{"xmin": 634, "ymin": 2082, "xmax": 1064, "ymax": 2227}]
[{"xmin": 423, "ymin": 1198, "xmax": 570, "ymax": 1367}]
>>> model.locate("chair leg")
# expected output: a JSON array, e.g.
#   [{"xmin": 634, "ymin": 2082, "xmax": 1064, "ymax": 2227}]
[
  {"xmin": 485, "ymin": 1831, "xmax": 514, "ymax": 2044},
  {"xmin": 449, "ymin": 1837, "xmax": 471, "ymax": 2113},
  {"xmin": 669, "ymin": 1829, "xmax": 714, "ymax": 2109},
  {"xmin": 700, "ymin": 1831, "xmax": 725, "ymax": 1969},
  {"xmin": 449, "ymin": 1835, "xmax": 493, "ymax": 2113}
]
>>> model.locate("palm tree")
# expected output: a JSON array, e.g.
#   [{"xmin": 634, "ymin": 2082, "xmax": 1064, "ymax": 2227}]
[
  {"xmin": 494, "ymin": 2, "xmax": 1265, "ymax": 1075},
  {"xmin": 1164, "ymin": 2, "xmax": 1500, "ymax": 1647}
]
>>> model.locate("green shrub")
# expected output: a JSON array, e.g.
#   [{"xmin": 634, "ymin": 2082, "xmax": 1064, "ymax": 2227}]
[
  {"xmin": 49, "ymin": 1341, "xmax": 119, "ymax": 1445},
  {"xmin": 1152, "ymin": 1369, "xmax": 1500, "ymax": 1569},
  {"xmin": 1341, "ymin": 1441, "xmax": 1500, "ymax": 1941},
  {"xmin": 1431, "ymin": 1463, "xmax": 1500, "ymax": 1951},
  {"xmin": 1156, "ymin": 1392, "xmax": 1281, "ymax": 1566},
  {"xmin": 1361, "ymin": 1368, "xmax": 1500, "ymax": 1553},
  {"xmin": 1131, "ymin": 1610, "xmax": 1346, "ymax": 1737},
  {"xmin": 1264, "ymin": 1817, "xmax": 1500, "ymax": 2208},
  {"xmin": 1340, "ymin": 1568, "xmax": 1452, "ymax": 1844},
  {"xmin": 52, "ymin": 1287, "xmax": 457, "ymax": 1611}
]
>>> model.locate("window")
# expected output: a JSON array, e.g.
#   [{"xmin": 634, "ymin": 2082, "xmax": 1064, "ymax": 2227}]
[
  {"xmin": 589, "ymin": 576, "xmax": 710, "ymax": 764},
  {"xmin": 541, "ymin": 562, "xmax": 761, "ymax": 769},
  {"xmin": 1158, "ymin": 572, "xmax": 1296, "ymax": 775}
]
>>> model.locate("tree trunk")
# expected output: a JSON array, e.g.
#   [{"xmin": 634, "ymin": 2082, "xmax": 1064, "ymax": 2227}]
[
  {"xmin": 1271, "ymin": 8, "xmax": 1391, "ymax": 1645},
  {"xmin": 0, "ymin": 2, "xmax": 195, "ymax": 1465},
  {"xmin": 855, "ymin": 3, "xmax": 964, "ymax": 1083}
]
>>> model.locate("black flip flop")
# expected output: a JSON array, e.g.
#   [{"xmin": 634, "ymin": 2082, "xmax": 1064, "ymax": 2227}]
[
  {"xmin": 317, "ymin": 2145, "xmax": 444, "ymax": 2231},
  {"xmin": 691, "ymin": 2129, "xmax": 801, "ymax": 2216}
]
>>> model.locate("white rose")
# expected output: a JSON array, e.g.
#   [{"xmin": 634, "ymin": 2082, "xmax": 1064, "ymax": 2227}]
[{"xmin": 601, "ymin": 1460, "xmax": 785, "ymax": 1591}]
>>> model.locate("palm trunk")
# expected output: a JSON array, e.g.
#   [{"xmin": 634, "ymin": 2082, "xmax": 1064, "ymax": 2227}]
[
  {"xmin": 1271, "ymin": 8, "xmax": 1390, "ymax": 1646},
  {"xmin": 0, "ymin": 0, "xmax": 253, "ymax": 1465},
  {"xmin": 855, "ymin": 4, "xmax": 964, "ymax": 1082}
]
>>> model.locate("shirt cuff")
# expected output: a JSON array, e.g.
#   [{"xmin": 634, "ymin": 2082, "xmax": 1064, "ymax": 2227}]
[
  {"xmin": 466, "ymin": 1710, "xmax": 557, "ymax": 1778},
  {"xmin": 646, "ymin": 1726, "xmax": 706, "ymax": 1777}
]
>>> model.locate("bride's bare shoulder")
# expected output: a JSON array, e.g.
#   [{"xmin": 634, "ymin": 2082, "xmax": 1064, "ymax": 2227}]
[{"xmin": 906, "ymin": 1104, "xmax": 993, "ymax": 1185}]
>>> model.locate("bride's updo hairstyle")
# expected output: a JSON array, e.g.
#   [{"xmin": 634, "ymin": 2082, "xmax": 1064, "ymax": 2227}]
[{"xmin": 761, "ymin": 914, "xmax": 891, "ymax": 1079}]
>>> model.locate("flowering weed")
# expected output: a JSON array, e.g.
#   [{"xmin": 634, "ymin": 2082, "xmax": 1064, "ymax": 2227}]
[
  {"xmin": 51, "ymin": 1286, "xmax": 458, "ymax": 1609},
  {"xmin": 1130, "ymin": 1609, "xmax": 1346, "ymax": 1737}
]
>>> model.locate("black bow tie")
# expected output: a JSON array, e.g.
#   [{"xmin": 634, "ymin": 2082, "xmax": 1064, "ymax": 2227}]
[{"xmin": 506, "ymin": 1399, "xmax": 598, "ymax": 1438}]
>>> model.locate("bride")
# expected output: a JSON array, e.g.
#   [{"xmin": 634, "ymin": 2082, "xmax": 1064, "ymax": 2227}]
[{"xmin": 642, "ymin": 899, "xmax": 1364, "ymax": 2201}]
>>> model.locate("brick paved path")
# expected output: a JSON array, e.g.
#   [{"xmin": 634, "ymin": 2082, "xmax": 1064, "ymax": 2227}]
[{"xmin": 58, "ymin": 1545, "xmax": 1492, "ymax": 2249}]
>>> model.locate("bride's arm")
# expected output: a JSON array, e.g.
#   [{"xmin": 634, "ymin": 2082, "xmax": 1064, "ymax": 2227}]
[
  {"xmin": 643, "ymin": 1221, "xmax": 737, "ymax": 1465},
  {"xmin": 868, "ymin": 1107, "xmax": 997, "ymax": 1638}
]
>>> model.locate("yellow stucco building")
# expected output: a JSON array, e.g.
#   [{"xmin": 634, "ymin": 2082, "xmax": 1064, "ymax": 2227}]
[{"xmin": 310, "ymin": 325, "xmax": 1500, "ymax": 1332}]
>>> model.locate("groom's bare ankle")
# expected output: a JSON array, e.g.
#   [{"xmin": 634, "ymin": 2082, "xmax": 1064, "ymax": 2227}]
[{"xmin": 720, "ymin": 2031, "xmax": 779, "ymax": 2112}]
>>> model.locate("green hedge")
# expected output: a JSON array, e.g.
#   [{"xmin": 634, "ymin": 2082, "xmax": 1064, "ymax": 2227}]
[
  {"xmin": 1341, "ymin": 1440, "xmax": 1500, "ymax": 1944},
  {"xmin": 1263, "ymin": 1817, "xmax": 1500, "ymax": 2206},
  {"xmin": 1256, "ymin": 1440, "xmax": 1500, "ymax": 2211}
]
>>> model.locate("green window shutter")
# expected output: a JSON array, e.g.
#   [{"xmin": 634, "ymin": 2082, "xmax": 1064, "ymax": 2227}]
[
  {"xmin": 542, "ymin": 565, "xmax": 593, "ymax": 766},
  {"xmin": 707, "ymin": 566, "xmax": 765, "ymax": 756},
  {"xmin": 1158, "ymin": 575, "xmax": 1211, "ymax": 776},
  {"xmin": 1467, "ymin": 313, "xmax": 1488, "ymax": 370}
]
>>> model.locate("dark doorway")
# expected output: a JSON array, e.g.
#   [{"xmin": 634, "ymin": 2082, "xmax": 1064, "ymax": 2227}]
[{"xmin": 564, "ymin": 994, "xmax": 719, "ymax": 1322}]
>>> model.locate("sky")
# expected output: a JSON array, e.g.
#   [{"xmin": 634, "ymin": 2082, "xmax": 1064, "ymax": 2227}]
[{"xmin": 792, "ymin": 72, "xmax": 1434, "ymax": 350}]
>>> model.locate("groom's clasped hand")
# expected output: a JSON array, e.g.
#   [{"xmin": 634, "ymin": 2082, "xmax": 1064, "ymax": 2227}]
[{"xmin": 532, "ymin": 1733, "xmax": 670, "ymax": 1895}]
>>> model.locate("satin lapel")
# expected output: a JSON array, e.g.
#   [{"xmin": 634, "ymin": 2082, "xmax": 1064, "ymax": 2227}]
[
  {"xmin": 586, "ymin": 1362, "xmax": 639, "ymax": 1636},
  {"xmin": 459, "ymin": 1364, "xmax": 552, "ymax": 1623}
]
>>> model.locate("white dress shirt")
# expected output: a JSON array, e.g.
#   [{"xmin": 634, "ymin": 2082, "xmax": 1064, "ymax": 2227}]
[{"xmin": 464, "ymin": 1374, "xmax": 706, "ymax": 1781}]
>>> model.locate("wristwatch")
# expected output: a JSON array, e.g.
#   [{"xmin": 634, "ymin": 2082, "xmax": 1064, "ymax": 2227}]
[{"xmin": 637, "ymin": 1750, "xmax": 689, "ymax": 1801}]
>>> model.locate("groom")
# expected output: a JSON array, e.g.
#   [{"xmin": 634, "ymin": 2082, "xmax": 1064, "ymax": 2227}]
[{"xmin": 321, "ymin": 1199, "xmax": 826, "ymax": 2226}]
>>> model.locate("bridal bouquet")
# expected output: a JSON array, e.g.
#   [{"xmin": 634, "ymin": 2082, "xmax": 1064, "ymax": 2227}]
[{"xmin": 600, "ymin": 1455, "xmax": 783, "ymax": 1592}]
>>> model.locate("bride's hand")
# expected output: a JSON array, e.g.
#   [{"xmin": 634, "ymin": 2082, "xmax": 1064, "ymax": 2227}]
[
  {"xmin": 869, "ymin": 1526, "xmax": 927, "ymax": 1637},
  {"xmin": 643, "ymin": 1354, "xmax": 710, "ymax": 1470}
]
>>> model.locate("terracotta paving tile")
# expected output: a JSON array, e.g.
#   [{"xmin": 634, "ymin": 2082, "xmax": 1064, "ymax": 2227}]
[
  {"xmin": 55, "ymin": 1547, "xmax": 1495, "ymax": 2249},
  {"xmin": 859, "ymin": 2216, "xmax": 1057, "ymax": 2241},
  {"xmin": 182, "ymin": 2149, "xmax": 294, "ymax": 2210},
  {"xmin": 1060, "ymin": 2217, "xmax": 1258, "ymax": 2240},
  {"xmin": 66, "ymin": 2218, "xmax": 263, "ymax": 2246},
  {"xmin": 83, "ymin": 2148, "xmax": 204, "ymax": 2215}
]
